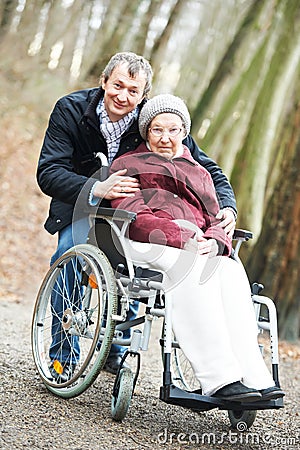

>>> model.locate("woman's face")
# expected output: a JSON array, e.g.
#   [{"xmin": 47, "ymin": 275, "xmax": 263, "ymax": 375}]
[{"xmin": 147, "ymin": 113, "xmax": 184, "ymax": 159}]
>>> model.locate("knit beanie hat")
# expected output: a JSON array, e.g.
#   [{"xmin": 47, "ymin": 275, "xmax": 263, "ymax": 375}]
[{"xmin": 139, "ymin": 94, "xmax": 191, "ymax": 140}]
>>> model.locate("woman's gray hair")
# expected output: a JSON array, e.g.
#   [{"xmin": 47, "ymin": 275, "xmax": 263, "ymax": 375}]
[{"xmin": 101, "ymin": 52, "xmax": 153, "ymax": 97}]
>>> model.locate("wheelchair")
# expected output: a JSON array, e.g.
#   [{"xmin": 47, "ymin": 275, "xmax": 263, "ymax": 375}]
[{"xmin": 31, "ymin": 206, "xmax": 284, "ymax": 430}]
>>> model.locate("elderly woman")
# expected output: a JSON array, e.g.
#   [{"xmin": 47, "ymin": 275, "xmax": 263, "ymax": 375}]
[{"xmin": 109, "ymin": 94, "xmax": 284, "ymax": 402}]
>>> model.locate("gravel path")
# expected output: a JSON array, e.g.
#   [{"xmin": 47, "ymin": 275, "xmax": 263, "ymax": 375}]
[{"xmin": 1, "ymin": 297, "xmax": 299, "ymax": 450}]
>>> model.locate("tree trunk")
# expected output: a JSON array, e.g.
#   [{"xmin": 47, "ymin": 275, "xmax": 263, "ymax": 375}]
[
  {"xmin": 231, "ymin": 0, "xmax": 300, "ymax": 238},
  {"xmin": 190, "ymin": 0, "xmax": 300, "ymax": 240},
  {"xmin": 87, "ymin": 0, "xmax": 140, "ymax": 80},
  {"xmin": 246, "ymin": 94, "xmax": 300, "ymax": 340},
  {"xmin": 177, "ymin": 0, "xmax": 254, "ymax": 108},
  {"xmin": 150, "ymin": 0, "xmax": 186, "ymax": 91},
  {"xmin": 0, "ymin": 0, "xmax": 18, "ymax": 37},
  {"xmin": 132, "ymin": 0, "xmax": 163, "ymax": 57}
]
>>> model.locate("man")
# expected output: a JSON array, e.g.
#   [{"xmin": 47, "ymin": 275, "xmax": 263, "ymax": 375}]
[{"xmin": 37, "ymin": 52, "xmax": 236, "ymax": 378}]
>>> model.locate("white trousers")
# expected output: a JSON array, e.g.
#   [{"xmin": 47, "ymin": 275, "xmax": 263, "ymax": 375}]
[{"xmin": 125, "ymin": 239, "xmax": 274, "ymax": 395}]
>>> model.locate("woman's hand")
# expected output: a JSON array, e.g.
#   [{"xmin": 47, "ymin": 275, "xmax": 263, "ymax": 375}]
[
  {"xmin": 196, "ymin": 238, "xmax": 219, "ymax": 257},
  {"xmin": 92, "ymin": 169, "xmax": 140, "ymax": 200},
  {"xmin": 184, "ymin": 237, "xmax": 219, "ymax": 257}
]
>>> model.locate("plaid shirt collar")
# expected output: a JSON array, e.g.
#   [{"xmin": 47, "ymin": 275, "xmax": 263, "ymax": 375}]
[{"xmin": 96, "ymin": 99, "xmax": 138, "ymax": 163}]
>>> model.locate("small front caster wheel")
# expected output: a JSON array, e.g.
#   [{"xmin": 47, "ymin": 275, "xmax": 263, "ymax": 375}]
[
  {"xmin": 111, "ymin": 367, "xmax": 134, "ymax": 422},
  {"xmin": 228, "ymin": 409, "xmax": 257, "ymax": 430}
]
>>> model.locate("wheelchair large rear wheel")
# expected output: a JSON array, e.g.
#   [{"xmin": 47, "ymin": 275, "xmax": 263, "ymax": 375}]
[
  {"xmin": 31, "ymin": 244, "xmax": 118, "ymax": 398},
  {"xmin": 171, "ymin": 344, "xmax": 200, "ymax": 391},
  {"xmin": 161, "ymin": 325, "xmax": 200, "ymax": 391}
]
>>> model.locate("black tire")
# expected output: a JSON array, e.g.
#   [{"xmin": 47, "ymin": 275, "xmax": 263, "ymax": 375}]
[
  {"xmin": 31, "ymin": 244, "xmax": 118, "ymax": 398},
  {"xmin": 228, "ymin": 409, "xmax": 257, "ymax": 430},
  {"xmin": 111, "ymin": 367, "xmax": 134, "ymax": 421}
]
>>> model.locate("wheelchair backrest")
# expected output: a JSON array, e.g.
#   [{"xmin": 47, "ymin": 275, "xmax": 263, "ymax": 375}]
[{"xmin": 87, "ymin": 219, "xmax": 127, "ymax": 270}]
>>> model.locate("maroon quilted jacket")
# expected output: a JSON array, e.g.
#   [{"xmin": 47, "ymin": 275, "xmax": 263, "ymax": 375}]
[{"xmin": 110, "ymin": 144, "xmax": 232, "ymax": 255}]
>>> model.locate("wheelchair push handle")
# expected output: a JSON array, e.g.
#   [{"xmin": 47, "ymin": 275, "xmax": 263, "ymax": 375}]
[{"xmin": 95, "ymin": 152, "xmax": 109, "ymax": 181}]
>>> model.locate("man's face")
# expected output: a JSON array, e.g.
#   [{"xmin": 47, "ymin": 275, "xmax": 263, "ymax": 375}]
[{"xmin": 102, "ymin": 63, "xmax": 147, "ymax": 122}]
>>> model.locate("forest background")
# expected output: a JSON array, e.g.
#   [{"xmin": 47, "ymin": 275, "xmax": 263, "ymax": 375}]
[{"xmin": 0, "ymin": 0, "xmax": 299, "ymax": 340}]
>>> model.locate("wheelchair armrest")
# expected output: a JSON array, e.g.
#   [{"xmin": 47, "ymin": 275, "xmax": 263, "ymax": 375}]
[
  {"xmin": 231, "ymin": 229, "xmax": 253, "ymax": 260},
  {"xmin": 86, "ymin": 206, "xmax": 137, "ymax": 222},
  {"xmin": 233, "ymin": 229, "xmax": 253, "ymax": 241}
]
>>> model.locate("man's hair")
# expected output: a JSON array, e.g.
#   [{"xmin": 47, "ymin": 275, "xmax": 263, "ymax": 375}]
[{"xmin": 101, "ymin": 52, "xmax": 153, "ymax": 97}]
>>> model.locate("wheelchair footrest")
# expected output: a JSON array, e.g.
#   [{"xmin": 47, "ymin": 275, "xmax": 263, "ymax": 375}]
[
  {"xmin": 160, "ymin": 384, "xmax": 284, "ymax": 412},
  {"xmin": 218, "ymin": 396, "xmax": 284, "ymax": 411},
  {"xmin": 160, "ymin": 384, "xmax": 223, "ymax": 411}
]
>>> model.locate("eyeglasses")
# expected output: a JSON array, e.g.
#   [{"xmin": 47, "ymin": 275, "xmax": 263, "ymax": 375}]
[{"xmin": 149, "ymin": 127, "xmax": 182, "ymax": 137}]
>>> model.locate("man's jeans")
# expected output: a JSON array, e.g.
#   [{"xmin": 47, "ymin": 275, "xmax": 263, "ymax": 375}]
[{"xmin": 49, "ymin": 218, "xmax": 139, "ymax": 362}]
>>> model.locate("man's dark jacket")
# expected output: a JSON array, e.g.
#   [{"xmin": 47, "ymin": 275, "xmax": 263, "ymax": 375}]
[{"xmin": 37, "ymin": 87, "xmax": 236, "ymax": 235}]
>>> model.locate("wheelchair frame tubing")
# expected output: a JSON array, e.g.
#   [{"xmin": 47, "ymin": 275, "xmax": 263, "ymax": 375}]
[{"xmin": 162, "ymin": 292, "xmax": 173, "ymax": 386}]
